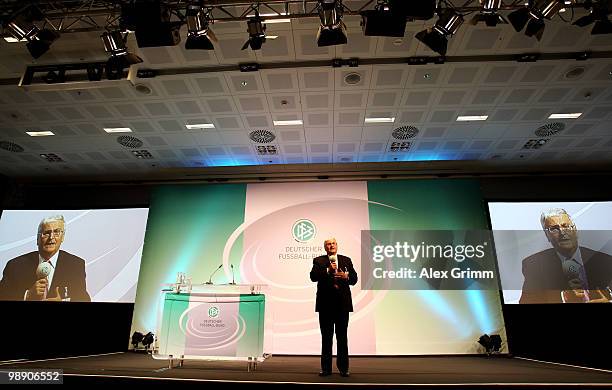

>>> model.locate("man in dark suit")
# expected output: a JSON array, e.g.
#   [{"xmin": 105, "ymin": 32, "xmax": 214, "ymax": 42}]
[
  {"xmin": 0, "ymin": 215, "xmax": 90, "ymax": 302},
  {"xmin": 520, "ymin": 208, "xmax": 612, "ymax": 304},
  {"xmin": 310, "ymin": 238, "xmax": 358, "ymax": 377}
]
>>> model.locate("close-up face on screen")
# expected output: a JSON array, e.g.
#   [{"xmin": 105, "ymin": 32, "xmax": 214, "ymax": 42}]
[
  {"xmin": 487, "ymin": 201, "xmax": 612, "ymax": 304},
  {"xmin": 0, "ymin": 209, "xmax": 149, "ymax": 303}
]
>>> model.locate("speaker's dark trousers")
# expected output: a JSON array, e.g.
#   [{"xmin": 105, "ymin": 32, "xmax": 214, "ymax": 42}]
[{"xmin": 318, "ymin": 311, "xmax": 349, "ymax": 373}]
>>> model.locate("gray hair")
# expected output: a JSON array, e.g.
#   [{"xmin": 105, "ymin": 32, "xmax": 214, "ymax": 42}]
[
  {"xmin": 323, "ymin": 237, "xmax": 337, "ymax": 245},
  {"xmin": 38, "ymin": 215, "xmax": 65, "ymax": 234},
  {"xmin": 540, "ymin": 208, "xmax": 570, "ymax": 229}
]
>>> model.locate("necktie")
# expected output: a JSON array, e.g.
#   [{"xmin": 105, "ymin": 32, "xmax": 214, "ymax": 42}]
[{"xmin": 562, "ymin": 259, "xmax": 588, "ymax": 290}]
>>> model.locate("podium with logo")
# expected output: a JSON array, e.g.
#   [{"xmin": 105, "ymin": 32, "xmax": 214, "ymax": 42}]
[{"xmin": 153, "ymin": 283, "xmax": 271, "ymax": 370}]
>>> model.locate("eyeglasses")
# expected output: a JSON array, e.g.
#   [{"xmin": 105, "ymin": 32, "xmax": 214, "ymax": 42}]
[
  {"xmin": 41, "ymin": 229, "xmax": 64, "ymax": 238},
  {"xmin": 544, "ymin": 225, "xmax": 576, "ymax": 235}
]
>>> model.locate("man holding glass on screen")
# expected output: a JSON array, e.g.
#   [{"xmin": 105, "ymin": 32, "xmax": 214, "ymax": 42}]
[
  {"xmin": 310, "ymin": 237, "xmax": 358, "ymax": 377},
  {"xmin": 520, "ymin": 208, "xmax": 612, "ymax": 304},
  {"xmin": 0, "ymin": 215, "xmax": 90, "ymax": 302}
]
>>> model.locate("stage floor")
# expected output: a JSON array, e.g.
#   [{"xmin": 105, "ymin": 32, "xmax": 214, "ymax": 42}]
[{"xmin": 1, "ymin": 352, "xmax": 611, "ymax": 387}]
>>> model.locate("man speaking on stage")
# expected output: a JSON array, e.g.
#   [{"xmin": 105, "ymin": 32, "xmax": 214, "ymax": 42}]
[{"xmin": 310, "ymin": 237, "xmax": 358, "ymax": 377}]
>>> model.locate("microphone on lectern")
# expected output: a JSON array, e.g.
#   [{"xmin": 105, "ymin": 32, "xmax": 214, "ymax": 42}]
[
  {"xmin": 206, "ymin": 264, "xmax": 223, "ymax": 285},
  {"xmin": 230, "ymin": 264, "xmax": 236, "ymax": 285}
]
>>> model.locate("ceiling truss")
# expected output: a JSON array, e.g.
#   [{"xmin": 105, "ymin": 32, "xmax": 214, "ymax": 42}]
[{"xmin": 0, "ymin": 0, "xmax": 591, "ymax": 34}]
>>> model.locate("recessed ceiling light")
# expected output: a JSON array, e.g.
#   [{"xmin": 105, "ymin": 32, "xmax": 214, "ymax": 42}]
[
  {"xmin": 262, "ymin": 19, "xmax": 291, "ymax": 24},
  {"xmin": 4, "ymin": 36, "xmax": 26, "ymax": 43},
  {"xmin": 273, "ymin": 119, "xmax": 303, "ymax": 126},
  {"xmin": 103, "ymin": 127, "xmax": 133, "ymax": 133},
  {"xmin": 456, "ymin": 115, "xmax": 488, "ymax": 121},
  {"xmin": 186, "ymin": 123, "xmax": 215, "ymax": 129},
  {"xmin": 365, "ymin": 117, "xmax": 396, "ymax": 123},
  {"xmin": 423, "ymin": 73, "xmax": 432, "ymax": 79},
  {"xmin": 26, "ymin": 131, "xmax": 55, "ymax": 137},
  {"xmin": 548, "ymin": 113, "xmax": 582, "ymax": 119},
  {"xmin": 241, "ymin": 81, "xmax": 248, "ymax": 87},
  {"xmin": 393, "ymin": 38, "xmax": 403, "ymax": 46},
  {"xmin": 247, "ymin": 12, "xmax": 289, "ymax": 17}
]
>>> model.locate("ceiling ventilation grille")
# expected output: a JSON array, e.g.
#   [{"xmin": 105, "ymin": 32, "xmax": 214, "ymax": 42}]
[
  {"xmin": 117, "ymin": 135, "xmax": 144, "ymax": 148},
  {"xmin": 249, "ymin": 130, "xmax": 275, "ymax": 143},
  {"xmin": 256, "ymin": 145, "xmax": 278, "ymax": 155},
  {"xmin": 131, "ymin": 150, "xmax": 154, "ymax": 159},
  {"xmin": 535, "ymin": 122, "xmax": 565, "ymax": 137},
  {"xmin": 0, "ymin": 141, "xmax": 25, "ymax": 153},
  {"xmin": 392, "ymin": 126, "xmax": 419, "ymax": 140},
  {"xmin": 344, "ymin": 73, "xmax": 362, "ymax": 85},
  {"xmin": 564, "ymin": 66, "xmax": 585, "ymax": 80},
  {"xmin": 40, "ymin": 153, "xmax": 64, "ymax": 162},
  {"xmin": 523, "ymin": 139, "xmax": 549, "ymax": 149},
  {"xmin": 389, "ymin": 142, "xmax": 411, "ymax": 152}
]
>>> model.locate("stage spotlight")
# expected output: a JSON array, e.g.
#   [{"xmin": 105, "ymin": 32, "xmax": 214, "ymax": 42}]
[
  {"xmin": 317, "ymin": 0, "xmax": 348, "ymax": 47},
  {"xmin": 471, "ymin": 0, "xmax": 508, "ymax": 26},
  {"xmin": 102, "ymin": 31, "xmax": 143, "ymax": 80},
  {"xmin": 43, "ymin": 70, "xmax": 64, "ymax": 84},
  {"xmin": 130, "ymin": 0, "xmax": 181, "ymax": 47},
  {"xmin": 185, "ymin": 3, "xmax": 217, "ymax": 50},
  {"xmin": 361, "ymin": 3, "xmax": 407, "ymax": 37},
  {"xmin": 142, "ymin": 332, "xmax": 155, "ymax": 350},
  {"xmin": 478, "ymin": 334, "xmax": 502, "ymax": 355},
  {"xmin": 592, "ymin": 18, "xmax": 612, "ymax": 33},
  {"xmin": 86, "ymin": 64, "xmax": 103, "ymax": 81},
  {"xmin": 415, "ymin": 8, "xmax": 464, "ymax": 56},
  {"xmin": 508, "ymin": 0, "xmax": 564, "ymax": 41},
  {"xmin": 573, "ymin": 0, "xmax": 612, "ymax": 34},
  {"xmin": 241, "ymin": 13, "xmax": 266, "ymax": 50},
  {"xmin": 131, "ymin": 331, "xmax": 144, "ymax": 350},
  {"xmin": 387, "ymin": 0, "xmax": 436, "ymax": 20},
  {"xmin": 6, "ymin": 19, "xmax": 60, "ymax": 59}
]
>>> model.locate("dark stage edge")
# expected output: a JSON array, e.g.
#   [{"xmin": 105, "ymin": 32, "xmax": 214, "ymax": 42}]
[{"xmin": 0, "ymin": 352, "xmax": 611, "ymax": 388}]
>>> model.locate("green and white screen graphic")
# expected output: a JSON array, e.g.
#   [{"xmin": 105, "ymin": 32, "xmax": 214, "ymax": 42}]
[{"xmin": 132, "ymin": 180, "xmax": 506, "ymax": 355}]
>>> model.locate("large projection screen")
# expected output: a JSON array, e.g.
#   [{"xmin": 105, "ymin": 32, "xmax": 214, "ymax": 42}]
[
  {"xmin": 488, "ymin": 201, "xmax": 612, "ymax": 304},
  {"xmin": 0, "ymin": 208, "xmax": 149, "ymax": 303},
  {"xmin": 132, "ymin": 180, "xmax": 506, "ymax": 355}
]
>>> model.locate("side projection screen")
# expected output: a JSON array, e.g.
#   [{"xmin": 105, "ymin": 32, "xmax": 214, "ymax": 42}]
[
  {"xmin": 487, "ymin": 201, "xmax": 612, "ymax": 304},
  {"xmin": 0, "ymin": 209, "xmax": 149, "ymax": 302}
]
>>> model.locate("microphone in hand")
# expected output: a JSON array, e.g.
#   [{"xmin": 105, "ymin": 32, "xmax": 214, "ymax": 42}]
[
  {"xmin": 31, "ymin": 262, "xmax": 53, "ymax": 299},
  {"xmin": 206, "ymin": 264, "xmax": 223, "ymax": 285}
]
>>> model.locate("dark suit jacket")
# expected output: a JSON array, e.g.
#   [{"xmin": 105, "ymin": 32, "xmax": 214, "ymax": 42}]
[
  {"xmin": 0, "ymin": 250, "xmax": 91, "ymax": 302},
  {"xmin": 310, "ymin": 254, "xmax": 358, "ymax": 312},
  {"xmin": 519, "ymin": 247, "xmax": 612, "ymax": 304}
]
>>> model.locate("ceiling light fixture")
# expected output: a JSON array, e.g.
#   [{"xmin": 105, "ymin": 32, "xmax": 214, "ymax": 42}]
[
  {"xmin": 456, "ymin": 115, "xmax": 489, "ymax": 121},
  {"xmin": 185, "ymin": 3, "xmax": 217, "ymax": 50},
  {"xmin": 317, "ymin": 0, "xmax": 348, "ymax": 46},
  {"xmin": 415, "ymin": 8, "xmax": 464, "ymax": 56},
  {"xmin": 573, "ymin": 0, "xmax": 612, "ymax": 34},
  {"xmin": 186, "ymin": 123, "xmax": 215, "ymax": 129},
  {"xmin": 361, "ymin": 1, "xmax": 407, "ymax": 37},
  {"xmin": 26, "ymin": 131, "xmax": 55, "ymax": 137},
  {"xmin": 241, "ymin": 11, "xmax": 273, "ymax": 50},
  {"xmin": 470, "ymin": 0, "xmax": 509, "ymax": 26},
  {"xmin": 365, "ymin": 117, "xmax": 396, "ymax": 123},
  {"xmin": 273, "ymin": 120, "xmax": 303, "ymax": 126},
  {"xmin": 101, "ymin": 30, "xmax": 143, "ymax": 80},
  {"xmin": 548, "ymin": 112, "xmax": 582, "ymax": 119},
  {"xmin": 103, "ymin": 127, "xmax": 133, "ymax": 133},
  {"xmin": 6, "ymin": 10, "xmax": 60, "ymax": 59},
  {"xmin": 508, "ymin": 0, "xmax": 565, "ymax": 41}
]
